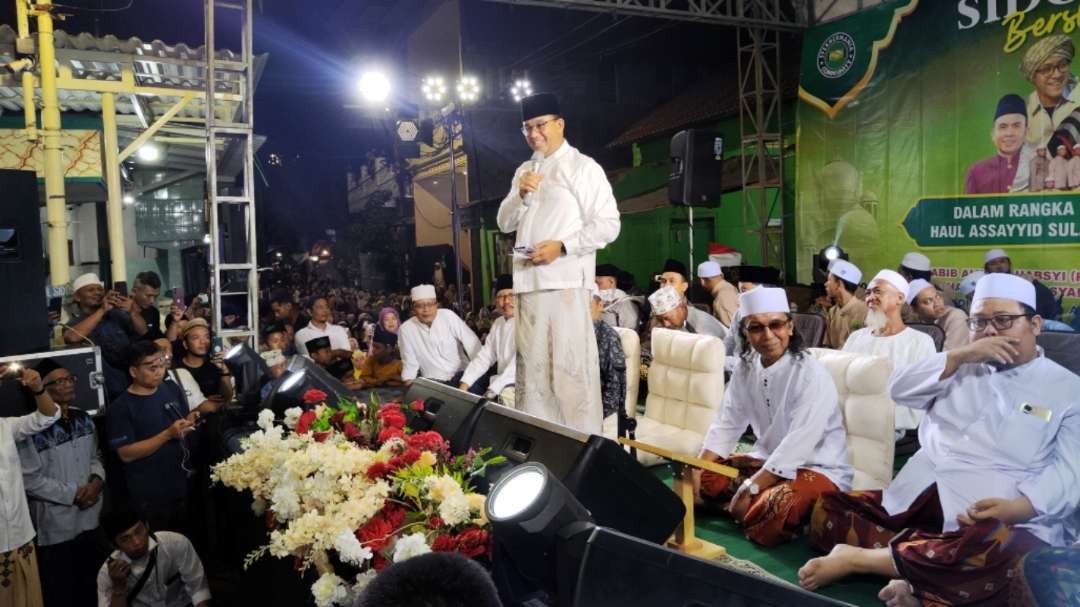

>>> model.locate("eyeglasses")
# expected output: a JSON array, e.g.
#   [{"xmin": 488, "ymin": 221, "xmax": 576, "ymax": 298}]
[
  {"xmin": 745, "ymin": 319, "xmax": 791, "ymax": 335},
  {"xmin": 44, "ymin": 376, "xmax": 77, "ymax": 387},
  {"xmin": 1035, "ymin": 60, "xmax": 1071, "ymax": 77},
  {"xmin": 520, "ymin": 118, "xmax": 559, "ymax": 136},
  {"xmin": 966, "ymin": 314, "xmax": 1032, "ymax": 332}
]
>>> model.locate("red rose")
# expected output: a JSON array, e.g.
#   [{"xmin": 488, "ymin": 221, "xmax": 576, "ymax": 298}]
[
  {"xmin": 427, "ymin": 516, "xmax": 444, "ymax": 530},
  {"xmin": 366, "ymin": 462, "xmax": 391, "ymax": 481},
  {"xmin": 303, "ymin": 389, "xmax": 328, "ymax": 405},
  {"xmin": 377, "ymin": 427, "xmax": 405, "ymax": 444},
  {"xmin": 329, "ymin": 410, "xmax": 347, "ymax": 428},
  {"xmin": 454, "ymin": 528, "xmax": 491, "ymax": 559},
  {"xmin": 343, "ymin": 422, "xmax": 362, "ymax": 441},
  {"xmin": 431, "ymin": 534, "xmax": 456, "ymax": 552},
  {"xmin": 357, "ymin": 515, "xmax": 394, "ymax": 552},
  {"xmin": 406, "ymin": 431, "xmax": 448, "ymax": 454},
  {"xmin": 295, "ymin": 410, "xmax": 317, "ymax": 434},
  {"xmin": 312, "ymin": 431, "xmax": 331, "ymax": 443},
  {"xmin": 389, "ymin": 448, "xmax": 421, "ymax": 470},
  {"xmin": 383, "ymin": 505, "xmax": 406, "ymax": 529},
  {"xmin": 409, "ymin": 399, "xmax": 425, "ymax": 411},
  {"xmin": 378, "ymin": 407, "xmax": 407, "ymax": 429}
]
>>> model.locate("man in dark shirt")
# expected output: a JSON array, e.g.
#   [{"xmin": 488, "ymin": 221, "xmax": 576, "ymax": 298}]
[
  {"xmin": 64, "ymin": 273, "xmax": 147, "ymax": 399},
  {"xmin": 131, "ymin": 271, "xmax": 163, "ymax": 341},
  {"xmin": 175, "ymin": 318, "xmax": 234, "ymax": 402},
  {"xmin": 307, "ymin": 336, "xmax": 355, "ymax": 384},
  {"xmin": 106, "ymin": 341, "xmax": 197, "ymax": 533}
]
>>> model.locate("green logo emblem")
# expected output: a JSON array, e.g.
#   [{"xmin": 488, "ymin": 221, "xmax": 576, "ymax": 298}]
[{"xmin": 817, "ymin": 32, "xmax": 856, "ymax": 79}]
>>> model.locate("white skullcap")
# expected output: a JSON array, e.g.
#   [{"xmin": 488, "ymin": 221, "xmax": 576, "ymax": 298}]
[
  {"xmin": 958, "ymin": 271, "xmax": 985, "ymax": 296},
  {"xmin": 906, "ymin": 279, "xmax": 935, "ymax": 305},
  {"xmin": 828, "ymin": 259, "xmax": 862, "ymax": 284},
  {"xmin": 984, "ymin": 248, "xmax": 1009, "ymax": 264},
  {"xmin": 739, "ymin": 287, "xmax": 789, "ymax": 316},
  {"xmin": 869, "ymin": 269, "xmax": 909, "ymax": 298},
  {"xmin": 697, "ymin": 261, "xmax": 722, "ymax": 279},
  {"xmin": 973, "ymin": 273, "xmax": 1036, "ymax": 309},
  {"xmin": 900, "ymin": 252, "xmax": 932, "ymax": 272},
  {"xmin": 648, "ymin": 286, "xmax": 683, "ymax": 316},
  {"xmin": 410, "ymin": 284, "xmax": 437, "ymax": 301},
  {"xmin": 72, "ymin": 273, "xmax": 103, "ymax": 292}
]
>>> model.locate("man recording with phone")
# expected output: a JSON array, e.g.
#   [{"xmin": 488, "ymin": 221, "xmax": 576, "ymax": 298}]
[
  {"xmin": 106, "ymin": 342, "xmax": 198, "ymax": 534},
  {"xmin": 64, "ymin": 273, "xmax": 148, "ymax": 399},
  {"xmin": 174, "ymin": 319, "xmax": 233, "ymax": 404}
]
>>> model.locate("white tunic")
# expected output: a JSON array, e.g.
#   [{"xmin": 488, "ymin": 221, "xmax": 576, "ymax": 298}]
[
  {"xmin": 294, "ymin": 321, "xmax": 352, "ymax": 357},
  {"xmin": 460, "ymin": 316, "xmax": 516, "ymax": 394},
  {"xmin": 843, "ymin": 326, "xmax": 936, "ymax": 430},
  {"xmin": 497, "ymin": 141, "xmax": 621, "ymax": 293},
  {"xmin": 399, "ymin": 309, "xmax": 481, "ymax": 382},
  {"xmin": 702, "ymin": 352, "xmax": 853, "ymax": 490},
  {"xmin": 0, "ymin": 408, "xmax": 59, "ymax": 552},
  {"xmin": 887, "ymin": 351, "xmax": 1080, "ymax": 546},
  {"xmin": 97, "ymin": 532, "xmax": 212, "ymax": 607}
]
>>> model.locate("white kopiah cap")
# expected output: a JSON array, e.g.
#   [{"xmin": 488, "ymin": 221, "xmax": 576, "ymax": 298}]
[
  {"xmin": 984, "ymin": 248, "xmax": 1009, "ymax": 264},
  {"xmin": 828, "ymin": 259, "xmax": 862, "ymax": 285},
  {"xmin": 739, "ymin": 287, "xmax": 789, "ymax": 316},
  {"xmin": 869, "ymin": 269, "xmax": 909, "ymax": 298},
  {"xmin": 906, "ymin": 279, "xmax": 935, "ymax": 305},
  {"xmin": 958, "ymin": 271, "xmax": 985, "ymax": 296},
  {"xmin": 697, "ymin": 261, "xmax": 723, "ymax": 279},
  {"xmin": 72, "ymin": 273, "xmax": 103, "ymax": 293},
  {"xmin": 410, "ymin": 284, "xmax": 437, "ymax": 301},
  {"xmin": 973, "ymin": 273, "xmax": 1036, "ymax": 310},
  {"xmin": 648, "ymin": 286, "xmax": 683, "ymax": 316},
  {"xmin": 900, "ymin": 252, "xmax": 932, "ymax": 272}
]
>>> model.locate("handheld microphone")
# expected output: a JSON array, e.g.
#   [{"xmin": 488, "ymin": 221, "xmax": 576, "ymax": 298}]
[{"xmin": 522, "ymin": 151, "xmax": 544, "ymax": 207}]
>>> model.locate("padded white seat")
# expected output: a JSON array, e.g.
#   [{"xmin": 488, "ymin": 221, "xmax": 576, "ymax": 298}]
[
  {"xmin": 809, "ymin": 348, "xmax": 895, "ymax": 490},
  {"xmin": 602, "ymin": 327, "xmax": 641, "ymax": 439},
  {"xmin": 632, "ymin": 328, "xmax": 725, "ymax": 466}
]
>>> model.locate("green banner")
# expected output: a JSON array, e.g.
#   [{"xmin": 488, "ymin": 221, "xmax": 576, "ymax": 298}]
[{"xmin": 796, "ymin": 0, "xmax": 1080, "ymax": 315}]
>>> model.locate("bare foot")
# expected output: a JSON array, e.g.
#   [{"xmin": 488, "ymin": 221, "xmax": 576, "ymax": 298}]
[
  {"xmin": 798, "ymin": 544, "xmax": 862, "ymax": 590},
  {"xmin": 878, "ymin": 579, "xmax": 919, "ymax": 607}
]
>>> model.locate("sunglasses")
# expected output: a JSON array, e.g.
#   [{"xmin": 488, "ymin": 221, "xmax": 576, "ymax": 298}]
[{"xmin": 744, "ymin": 319, "xmax": 790, "ymax": 335}]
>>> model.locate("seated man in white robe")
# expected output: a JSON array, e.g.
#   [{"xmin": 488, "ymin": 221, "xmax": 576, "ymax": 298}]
[
  {"xmin": 399, "ymin": 284, "xmax": 481, "ymax": 386},
  {"xmin": 697, "ymin": 287, "xmax": 852, "ymax": 547},
  {"xmin": 595, "ymin": 263, "xmax": 641, "ymax": 330},
  {"xmin": 842, "ymin": 270, "xmax": 936, "ymax": 441},
  {"xmin": 459, "ymin": 275, "xmax": 516, "ymax": 400},
  {"xmin": 799, "ymin": 273, "xmax": 1080, "ymax": 606}
]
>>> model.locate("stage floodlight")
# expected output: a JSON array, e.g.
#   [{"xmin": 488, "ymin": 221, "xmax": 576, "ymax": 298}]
[
  {"xmin": 358, "ymin": 69, "xmax": 392, "ymax": 104},
  {"xmin": 421, "ymin": 75, "xmax": 447, "ymax": 104},
  {"xmin": 223, "ymin": 343, "xmax": 271, "ymax": 408},
  {"xmin": 137, "ymin": 144, "xmax": 160, "ymax": 163},
  {"xmin": 122, "ymin": 194, "xmax": 135, "ymax": 205},
  {"xmin": 456, "ymin": 75, "xmax": 480, "ymax": 104},
  {"xmin": 823, "ymin": 244, "xmax": 843, "ymax": 262},
  {"xmin": 510, "ymin": 79, "xmax": 533, "ymax": 103}
]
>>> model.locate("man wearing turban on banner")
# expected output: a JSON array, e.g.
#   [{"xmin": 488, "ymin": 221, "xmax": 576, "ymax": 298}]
[
  {"xmin": 964, "ymin": 94, "xmax": 1033, "ymax": 194},
  {"xmin": 1020, "ymin": 34, "xmax": 1079, "ymax": 147}
]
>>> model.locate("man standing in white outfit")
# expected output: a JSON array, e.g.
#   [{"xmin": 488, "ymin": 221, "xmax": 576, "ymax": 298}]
[
  {"xmin": 497, "ymin": 93, "xmax": 621, "ymax": 434},
  {"xmin": 399, "ymin": 284, "xmax": 481, "ymax": 386},
  {"xmin": 459, "ymin": 274, "xmax": 516, "ymax": 400}
]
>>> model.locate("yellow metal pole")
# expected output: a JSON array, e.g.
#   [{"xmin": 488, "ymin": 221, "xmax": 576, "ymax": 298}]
[
  {"xmin": 101, "ymin": 93, "xmax": 126, "ymax": 287},
  {"xmin": 35, "ymin": 0, "xmax": 70, "ymax": 286}
]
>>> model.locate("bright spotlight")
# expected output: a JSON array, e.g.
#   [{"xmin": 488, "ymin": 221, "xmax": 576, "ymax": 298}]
[
  {"xmin": 510, "ymin": 79, "xmax": 533, "ymax": 102},
  {"xmin": 457, "ymin": 75, "xmax": 481, "ymax": 104},
  {"xmin": 122, "ymin": 194, "xmax": 135, "ymax": 205},
  {"xmin": 421, "ymin": 75, "xmax": 447, "ymax": 104},
  {"xmin": 357, "ymin": 70, "xmax": 392, "ymax": 104},
  {"xmin": 137, "ymin": 144, "xmax": 160, "ymax": 163},
  {"xmin": 202, "ymin": 233, "xmax": 212, "ymax": 244},
  {"xmin": 823, "ymin": 245, "xmax": 841, "ymax": 262}
]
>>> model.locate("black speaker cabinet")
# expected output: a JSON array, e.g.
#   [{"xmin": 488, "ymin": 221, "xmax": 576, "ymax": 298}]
[
  {"xmin": 403, "ymin": 378, "xmax": 487, "ymax": 454},
  {"xmin": 669, "ymin": 129, "xmax": 724, "ymax": 207},
  {"xmin": 0, "ymin": 170, "xmax": 48, "ymax": 356}
]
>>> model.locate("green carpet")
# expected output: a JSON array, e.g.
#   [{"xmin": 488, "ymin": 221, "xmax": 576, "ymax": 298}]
[{"xmin": 652, "ymin": 465, "xmax": 886, "ymax": 607}]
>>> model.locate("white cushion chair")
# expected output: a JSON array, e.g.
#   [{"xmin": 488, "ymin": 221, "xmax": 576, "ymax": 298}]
[
  {"xmin": 809, "ymin": 348, "xmax": 895, "ymax": 490},
  {"xmin": 632, "ymin": 328, "xmax": 725, "ymax": 466},
  {"xmin": 601, "ymin": 327, "xmax": 641, "ymax": 439}
]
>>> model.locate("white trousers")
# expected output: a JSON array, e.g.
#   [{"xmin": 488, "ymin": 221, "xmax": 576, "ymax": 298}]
[{"xmin": 514, "ymin": 288, "xmax": 602, "ymax": 435}]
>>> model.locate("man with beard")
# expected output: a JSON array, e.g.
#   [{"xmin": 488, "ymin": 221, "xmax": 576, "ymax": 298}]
[
  {"xmin": 842, "ymin": 270, "xmax": 936, "ymax": 438},
  {"xmin": 64, "ymin": 273, "xmax": 147, "ymax": 398},
  {"xmin": 906, "ymin": 279, "xmax": 970, "ymax": 351}
]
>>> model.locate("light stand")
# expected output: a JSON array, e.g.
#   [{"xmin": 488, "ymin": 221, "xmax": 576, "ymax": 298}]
[{"xmin": 445, "ymin": 108, "xmax": 466, "ymax": 314}]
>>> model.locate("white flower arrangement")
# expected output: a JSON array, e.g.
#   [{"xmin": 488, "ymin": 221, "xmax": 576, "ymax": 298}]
[
  {"xmin": 392, "ymin": 532, "xmax": 432, "ymax": 562},
  {"xmin": 311, "ymin": 571, "xmax": 349, "ymax": 607},
  {"xmin": 283, "ymin": 406, "xmax": 303, "ymax": 429}
]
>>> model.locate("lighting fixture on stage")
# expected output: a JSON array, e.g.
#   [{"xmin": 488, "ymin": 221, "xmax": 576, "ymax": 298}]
[
  {"xmin": 456, "ymin": 75, "xmax": 480, "ymax": 104},
  {"xmin": 202, "ymin": 234, "xmax": 212, "ymax": 244},
  {"xmin": 137, "ymin": 144, "xmax": 160, "ymax": 162},
  {"xmin": 822, "ymin": 243, "xmax": 843, "ymax": 262},
  {"xmin": 357, "ymin": 69, "xmax": 392, "ymax": 104},
  {"xmin": 122, "ymin": 194, "xmax": 135, "ymax": 205},
  {"xmin": 396, "ymin": 119, "xmax": 419, "ymax": 142},
  {"xmin": 309, "ymin": 255, "xmax": 319, "ymax": 262},
  {"xmin": 260, "ymin": 355, "xmax": 353, "ymax": 415},
  {"xmin": 420, "ymin": 75, "xmax": 447, "ymax": 104},
  {"xmin": 510, "ymin": 78, "xmax": 532, "ymax": 102},
  {"xmin": 223, "ymin": 343, "xmax": 271, "ymax": 408}
]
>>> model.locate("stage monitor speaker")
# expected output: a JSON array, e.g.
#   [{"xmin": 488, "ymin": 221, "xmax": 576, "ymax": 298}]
[
  {"xmin": 562, "ymin": 526, "xmax": 849, "ymax": 607},
  {"xmin": 669, "ymin": 129, "xmax": 724, "ymax": 207},
  {"xmin": 0, "ymin": 170, "xmax": 48, "ymax": 357},
  {"xmin": 470, "ymin": 405, "xmax": 684, "ymax": 544},
  {"xmin": 404, "ymin": 378, "xmax": 487, "ymax": 454}
]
